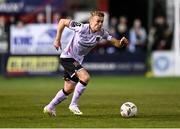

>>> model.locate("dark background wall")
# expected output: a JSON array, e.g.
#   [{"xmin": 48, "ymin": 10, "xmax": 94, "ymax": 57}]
[
  {"xmin": 109, "ymin": 0, "xmax": 166, "ymax": 30},
  {"xmin": 109, "ymin": 0, "xmax": 148, "ymax": 29}
]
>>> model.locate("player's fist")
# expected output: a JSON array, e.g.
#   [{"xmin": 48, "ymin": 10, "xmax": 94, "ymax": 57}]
[
  {"xmin": 120, "ymin": 37, "xmax": 129, "ymax": 47},
  {"xmin": 53, "ymin": 39, "xmax": 61, "ymax": 50}
]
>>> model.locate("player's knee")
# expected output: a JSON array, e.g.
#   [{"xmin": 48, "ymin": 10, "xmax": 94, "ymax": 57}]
[
  {"xmin": 64, "ymin": 86, "xmax": 74, "ymax": 94},
  {"xmin": 81, "ymin": 74, "xmax": 90, "ymax": 83},
  {"xmin": 77, "ymin": 69, "xmax": 91, "ymax": 83},
  {"xmin": 64, "ymin": 82, "xmax": 76, "ymax": 94}
]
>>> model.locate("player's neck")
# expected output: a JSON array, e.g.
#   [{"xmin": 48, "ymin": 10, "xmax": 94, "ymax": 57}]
[{"xmin": 89, "ymin": 25, "xmax": 97, "ymax": 33}]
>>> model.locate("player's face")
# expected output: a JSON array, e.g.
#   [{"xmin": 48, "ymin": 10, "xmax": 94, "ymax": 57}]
[{"xmin": 90, "ymin": 16, "xmax": 104, "ymax": 32}]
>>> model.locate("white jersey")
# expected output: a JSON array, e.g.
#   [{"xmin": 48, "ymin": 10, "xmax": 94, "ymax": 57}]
[{"xmin": 60, "ymin": 20, "xmax": 112, "ymax": 64}]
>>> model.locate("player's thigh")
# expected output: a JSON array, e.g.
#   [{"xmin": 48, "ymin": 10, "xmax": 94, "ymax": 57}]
[
  {"xmin": 60, "ymin": 58, "xmax": 82, "ymax": 77},
  {"xmin": 63, "ymin": 71, "xmax": 79, "ymax": 83}
]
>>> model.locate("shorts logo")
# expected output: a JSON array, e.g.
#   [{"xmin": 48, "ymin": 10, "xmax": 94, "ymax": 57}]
[{"xmin": 73, "ymin": 61, "xmax": 79, "ymax": 67}]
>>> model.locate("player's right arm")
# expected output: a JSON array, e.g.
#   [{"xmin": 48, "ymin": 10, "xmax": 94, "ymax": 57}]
[
  {"xmin": 109, "ymin": 37, "xmax": 129, "ymax": 48},
  {"xmin": 54, "ymin": 19, "xmax": 71, "ymax": 50},
  {"xmin": 102, "ymin": 29, "xmax": 129, "ymax": 48}
]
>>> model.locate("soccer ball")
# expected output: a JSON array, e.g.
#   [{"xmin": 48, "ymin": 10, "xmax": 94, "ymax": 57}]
[{"xmin": 120, "ymin": 102, "xmax": 137, "ymax": 118}]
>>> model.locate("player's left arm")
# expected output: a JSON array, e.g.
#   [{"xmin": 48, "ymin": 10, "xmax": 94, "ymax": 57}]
[{"xmin": 109, "ymin": 37, "xmax": 129, "ymax": 48}]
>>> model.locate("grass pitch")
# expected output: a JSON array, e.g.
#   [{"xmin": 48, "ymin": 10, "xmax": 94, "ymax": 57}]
[{"xmin": 0, "ymin": 75, "xmax": 180, "ymax": 128}]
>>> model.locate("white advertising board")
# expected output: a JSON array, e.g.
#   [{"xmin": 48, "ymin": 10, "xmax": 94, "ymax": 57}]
[{"xmin": 10, "ymin": 24, "xmax": 74, "ymax": 55}]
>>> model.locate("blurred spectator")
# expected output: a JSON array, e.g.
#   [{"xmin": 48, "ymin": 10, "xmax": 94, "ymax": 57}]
[
  {"xmin": 148, "ymin": 15, "xmax": 173, "ymax": 51},
  {"xmin": 109, "ymin": 17, "xmax": 118, "ymax": 29},
  {"xmin": 117, "ymin": 16, "xmax": 129, "ymax": 39},
  {"xmin": 9, "ymin": 16, "xmax": 16, "ymax": 25},
  {"xmin": 5, "ymin": 15, "xmax": 19, "ymax": 45},
  {"xmin": 6, "ymin": 15, "xmax": 17, "ymax": 35},
  {"xmin": 36, "ymin": 13, "xmax": 46, "ymax": 23},
  {"xmin": 0, "ymin": 16, "xmax": 8, "ymax": 54},
  {"xmin": 52, "ymin": 12, "xmax": 61, "ymax": 24},
  {"xmin": 106, "ymin": 27, "xmax": 119, "ymax": 54},
  {"xmin": 109, "ymin": 27, "xmax": 119, "ymax": 38},
  {"xmin": 95, "ymin": 16, "xmax": 129, "ymax": 55},
  {"xmin": 16, "ymin": 20, "xmax": 24, "ymax": 28},
  {"xmin": 109, "ymin": 17, "xmax": 119, "ymax": 38},
  {"xmin": 128, "ymin": 18, "xmax": 147, "ymax": 53},
  {"xmin": 0, "ymin": 16, "xmax": 7, "ymax": 40}
]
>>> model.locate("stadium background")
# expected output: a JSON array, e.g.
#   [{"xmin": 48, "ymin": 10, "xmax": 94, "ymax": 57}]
[
  {"xmin": 0, "ymin": 0, "xmax": 176, "ymax": 76},
  {"xmin": 0, "ymin": 0, "xmax": 180, "ymax": 128}
]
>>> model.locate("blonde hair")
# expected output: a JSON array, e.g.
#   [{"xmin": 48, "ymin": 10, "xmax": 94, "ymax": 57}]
[{"xmin": 90, "ymin": 11, "xmax": 104, "ymax": 17}]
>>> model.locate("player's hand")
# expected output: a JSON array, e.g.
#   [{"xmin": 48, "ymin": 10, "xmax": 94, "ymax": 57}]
[
  {"xmin": 120, "ymin": 37, "xmax": 129, "ymax": 47},
  {"xmin": 53, "ymin": 39, "xmax": 61, "ymax": 50}
]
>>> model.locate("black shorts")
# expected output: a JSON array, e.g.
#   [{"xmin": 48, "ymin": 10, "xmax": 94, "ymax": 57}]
[{"xmin": 60, "ymin": 58, "xmax": 83, "ymax": 83}]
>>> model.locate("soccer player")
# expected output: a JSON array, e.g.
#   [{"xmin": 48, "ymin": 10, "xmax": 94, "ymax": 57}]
[{"xmin": 43, "ymin": 11, "xmax": 128, "ymax": 116}]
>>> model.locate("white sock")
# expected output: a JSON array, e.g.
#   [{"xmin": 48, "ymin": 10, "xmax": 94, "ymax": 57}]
[
  {"xmin": 47, "ymin": 89, "xmax": 67, "ymax": 109},
  {"xmin": 70, "ymin": 81, "xmax": 86, "ymax": 106}
]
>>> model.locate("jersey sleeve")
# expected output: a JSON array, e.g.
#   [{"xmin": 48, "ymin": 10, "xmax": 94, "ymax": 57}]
[
  {"xmin": 68, "ymin": 20, "xmax": 83, "ymax": 32},
  {"xmin": 102, "ymin": 29, "xmax": 112, "ymax": 41}
]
